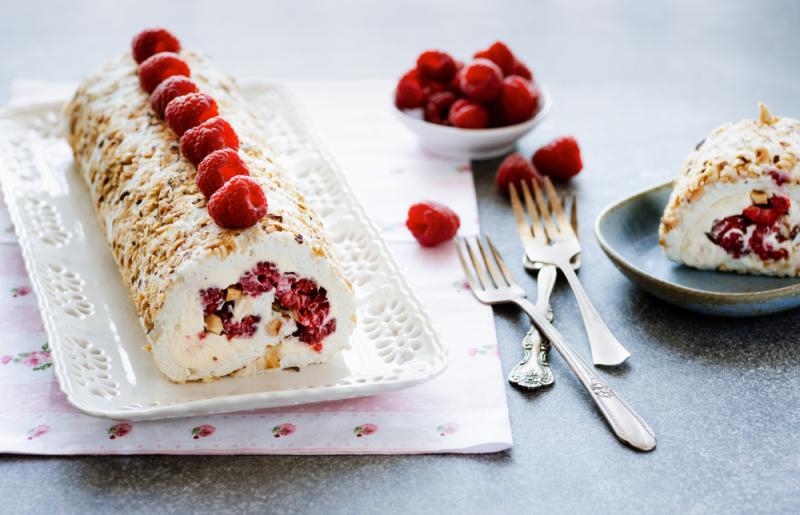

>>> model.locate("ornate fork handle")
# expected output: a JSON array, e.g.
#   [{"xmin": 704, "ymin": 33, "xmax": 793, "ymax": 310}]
[
  {"xmin": 556, "ymin": 260, "xmax": 631, "ymax": 366},
  {"xmin": 508, "ymin": 265, "xmax": 556, "ymax": 389},
  {"xmin": 514, "ymin": 297, "xmax": 656, "ymax": 452}
]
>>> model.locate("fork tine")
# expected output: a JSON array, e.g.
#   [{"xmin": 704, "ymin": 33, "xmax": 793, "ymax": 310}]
[
  {"xmin": 464, "ymin": 237, "xmax": 491, "ymax": 290},
  {"xmin": 531, "ymin": 178, "xmax": 559, "ymax": 240},
  {"xmin": 508, "ymin": 183, "xmax": 537, "ymax": 248},
  {"xmin": 476, "ymin": 236, "xmax": 503, "ymax": 288},
  {"xmin": 519, "ymin": 180, "xmax": 548, "ymax": 244},
  {"xmin": 456, "ymin": 238, "xmax": 481, "ymax": 292},
  {"xmin": 543, "ymin": 176, "xmax": 572, "ymax": 235},
  {"xmin": 485, "ymin": 236, "xmax": 513, "ymax": 287},
  {"xmin": 570, "ymin": 193, "xmax": 579, "ymax": 236}
]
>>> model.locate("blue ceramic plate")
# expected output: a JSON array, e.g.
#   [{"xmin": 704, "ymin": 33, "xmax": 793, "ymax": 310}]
[{"xmin": 594, "ymin": 181, "xmax": 800, "ymax": 316}]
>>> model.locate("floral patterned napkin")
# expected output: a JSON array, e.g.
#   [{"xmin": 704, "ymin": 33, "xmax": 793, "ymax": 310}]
[{"xmin": 0, "ymin": 79, "xmax": 511, "ymax": 454}]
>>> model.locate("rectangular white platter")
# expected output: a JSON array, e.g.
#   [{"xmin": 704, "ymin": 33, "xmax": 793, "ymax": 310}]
[{"xmin": 0, "ymin": 84, "xmax": 447, "ymax": 421}]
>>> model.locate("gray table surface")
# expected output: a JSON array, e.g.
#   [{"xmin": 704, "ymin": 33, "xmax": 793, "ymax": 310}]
[{"xmin": 2, "ymin": 1, "xmax": 800, "ymax": 513}]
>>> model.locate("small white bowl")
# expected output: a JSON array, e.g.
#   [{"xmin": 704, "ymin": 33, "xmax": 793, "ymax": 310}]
[{"xmin": 393, "ymin": 86, "xmax": 552, "ymax": 159}]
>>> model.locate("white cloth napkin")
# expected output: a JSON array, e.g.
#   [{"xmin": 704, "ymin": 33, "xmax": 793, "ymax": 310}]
[{"xmin": 0, "ymin": 78, "xmax": 511, "ymax": 454}]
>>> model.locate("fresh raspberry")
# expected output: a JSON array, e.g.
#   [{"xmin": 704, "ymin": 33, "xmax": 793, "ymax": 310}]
[
  {"xmin": 395, "ymin": 69, "xmax": 426, "ymax": 109},
  {"xmin": 512, "ymin": 59, "xmax": 534, "ymax": 81},
  {"xmin": 749, "ymin": 225, "xmax": 789, "ymax": 261},
  {"xmin": 165, "ymin": 92, "xmax": 219, "ymax": 136},
  {"xmin": 495, "ymin": 153, "xmax": 542, "ymax": 193},
  {"xmin": 423, "ymin": 91, "xmax": 457, "ymax": 125},
  {"xmin": 223, "ymin": 315, "xmax": 261, "ymax": 339},
  {"xmin": 199, "ymin": 287, "xmax": 225, "ymax": 314},
  {"xmin": 498, "ymin": 76, "xmax": 540, "ymax": 125},
  {"xmin": 474, "ymin": 41, "xmax": 516, "ymax": 76},
  {"xmin": 295, "ymin": 319, "xmax": 336, "ymax": 346},
  {"xmin": 196, "ymin": 148, "xmax": 250, "ymax": 198},
  {"xmin": 707, "ymin": 215, "xmax": 749, "ymax": 258},
  {"xmin": 208, "ymin": 175, "xmax": 267, "ymax": 229},
  {"xmin": 406, "ymin": 202, "xmax": 460, "ymax": 247},
  {"xmin": 743, "ymin": 195, "xmax": 790, "ymax": 225},
  {"xmin": 131, "ymin": 28, "xmax": 181, "ymax": 64},
  {"xmin": 138, "ymin": 52, "xmax": 190, "ymax": 93},
  {"xmin": 180, "ymin": 117, "xmax": 239, "ymax": 165},
  {"xmin": 416, "ymin": 50, "xmax": 457, "ymax": 82},
  {"xmin": 769, "ymin": 195, "xmax": 791, "ymax": 214},
  {"xmin": 769, "ymin": 170, "xmax": 789, "ymax": 186},
  {"xmin": 532, "ymin": 136, "xmax": 584, "ymax": 180},
  {"xmin": 448, "ymin": 69, "xmax": 463, "ymax": 95},
  {"xmin": 150, "ymin": 76, "xmax": 198, "ymax": 117},
  {"xmin": 239, "ymin": 262, "xmax": 281, "ymax": 296},
  {"xmin": 448, "ymin": 98, "xmax": 489, "ymax": 129},
  {"xmin": 459, "ymin": 59, "xmax": 503, "ymax": 103}
]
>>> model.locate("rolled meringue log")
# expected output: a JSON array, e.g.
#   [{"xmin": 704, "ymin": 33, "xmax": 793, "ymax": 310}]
[
  {"xmin": 660, "ymin": 103, "xmax": 800, "ymax": 277},
  {"xmin": 65, "ymin": 50, "xmax": 356, "ymax": 382}
]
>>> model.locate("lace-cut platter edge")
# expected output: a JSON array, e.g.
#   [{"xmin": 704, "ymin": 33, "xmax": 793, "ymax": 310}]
[{"xmin": 0, "ymin": 84, "xmax": 447, "ymax": 420}]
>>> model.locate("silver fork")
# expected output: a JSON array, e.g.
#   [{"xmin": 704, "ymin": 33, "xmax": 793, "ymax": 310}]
[
  {"xmin": 508, "ymin": 195, "xmax": 578, "ymax": 389},
  {"xmin": 456, "ymin": 235, "xmax": 656, "ymax": 451},
  {"xmin": 510, "ymin": 178, "xmax": 631, "ymax": 366}
]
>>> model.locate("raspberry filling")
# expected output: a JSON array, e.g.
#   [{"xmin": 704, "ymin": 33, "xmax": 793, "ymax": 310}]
[
  {"xmin": 198, "ymin": 261, "xmax": 335, "ymax": 351},
  {"xmin": 707, "ymin": 194, "xmax": 792, "ymax": 261}
]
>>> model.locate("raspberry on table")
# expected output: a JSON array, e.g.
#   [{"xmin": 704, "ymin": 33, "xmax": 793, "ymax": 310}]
[
  {"xmin": 406, "ymin": 202, "xmax": 460, "ymax": 247},
  {"xmin": 196, "ymin": 148, "xmax": 251, "ymax": 198},
  {"xmin": 498, "ymin": 76, "xmax": 540, "ymax": 125},
  {"xmin": 474, "ymin": 41, "xmax": 516, "ymax": 76},
  {"xmin": 424, "ymin": 91, "xmax": 457, "ymax": 125},
  {"xmin": 131, "ymin": 28, "xmax": 181, "ymax": 64},
  {"xmin": 165, "ymin": 92, "xmax": 219, "ymax": 135},
  {"xmin": 416, "ymin": 50, "xmax": 458, "ymax": 82},
  {"xmin": 138, "ymin": 52, "xmax": 191, "ymax": 93},
  {"xmin": 180, "ymin": 117, "xmax": 239, "ymax": 165},
  {"xmin": 532, "ymin": 136, "xmax": 584, "ymax": 180},
  {"xmin": 208, "ymin": 175, "xmax": 268, "ymax": 229},
  {"xmin": 150, "ymin": 76, "xmax": 198, "ymax": 117},
  {"xmin": 496, "ymin": 153, "xmax": 542, "ymax": 193},
  {"xmin": 395, "ymin": 69, "xmax": 427, "ymax": 109},
  {"xmin": 448, "ymin": 98, "xmax": 489, "ymax": 129},
  {"xmin": 459, "ymin": 59, "xmax": 503, "ymax": 103}
]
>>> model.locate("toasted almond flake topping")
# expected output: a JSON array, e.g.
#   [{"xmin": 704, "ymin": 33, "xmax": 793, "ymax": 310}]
[{"xmin": 759, "ymin": 102, "xmax": 776, "ymax": 126}]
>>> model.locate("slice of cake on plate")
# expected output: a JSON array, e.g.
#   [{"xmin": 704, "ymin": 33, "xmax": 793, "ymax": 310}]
[
  {"xmin": 64, "ymin": 28, "xmax": 356, "ymax": 382},
  {"xmin": 660, "ymin": 103, "xmax": 800, "ymax": 277}
]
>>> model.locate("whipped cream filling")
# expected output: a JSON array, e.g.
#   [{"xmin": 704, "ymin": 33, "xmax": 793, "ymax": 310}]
[
  {"xmin": 662, "ymin": 181, "xmax": 800, "ymax": 276},
  {"xmin": 150, "ymin": 231, "xmax": 356, "ymax": 382}
]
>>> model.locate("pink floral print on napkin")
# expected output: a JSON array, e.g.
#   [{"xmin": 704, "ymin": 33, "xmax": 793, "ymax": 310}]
[
  {"xmin": 10, "ymin": 286, "xmax": 30, "ymax": 298},
  {"xmin": 191, "ymin": 424, "xmax": 216, "ymax": 439},
  {"xmin": 467, "ymin": 344, "xmax": 497, "ymax": 357},
  {"xmin": 272, "ymin": 423, "xmax": 296, "ymax": 438},
  {"xmin": 437, "ymin": 422, "xmax": 459, "ymax": 436},
  {"xmin": 107, "ymin": 422, "xmax": 132, "ymax": 439},
  {"xmin": 26, "ymin": 424, "xmax": 49, "ymax": 440},
  {"xmin": 2, "ymin": 343, "xmax": 52, "ymax": 371},
  {"xmin": 353, "ymin": 423, "xmax": 378, "ymax": 438}
]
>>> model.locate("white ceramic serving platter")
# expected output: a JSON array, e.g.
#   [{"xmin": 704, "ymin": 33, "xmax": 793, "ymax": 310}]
[{"xmin": 0, "ymin": 84, "xmax": 447, "ymax": 421}]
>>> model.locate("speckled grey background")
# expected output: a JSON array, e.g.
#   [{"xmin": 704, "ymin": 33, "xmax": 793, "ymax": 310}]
[{"xmin": 2, "ymin": 1, "xmax": 799, "ymax": 513}]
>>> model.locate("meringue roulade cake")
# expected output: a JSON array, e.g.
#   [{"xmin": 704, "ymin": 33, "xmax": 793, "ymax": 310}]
[
  {"xmin": 660, "ymin": 104, "xmax": 800, "ymax": 277},
  {"xmin": 65, "ymin": 31, "xmax": 356, "ymax": 382}
]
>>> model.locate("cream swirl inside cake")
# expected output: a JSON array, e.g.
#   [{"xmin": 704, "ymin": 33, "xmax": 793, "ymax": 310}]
[{"xmin": 660, "ymin": 104, "xmax": 800, "ymax": 276}]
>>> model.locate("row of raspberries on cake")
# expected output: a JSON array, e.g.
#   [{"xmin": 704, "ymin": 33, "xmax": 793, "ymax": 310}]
[{"xmin": 132, "ymin": 28, "xmax": 267, "ymax": 229}]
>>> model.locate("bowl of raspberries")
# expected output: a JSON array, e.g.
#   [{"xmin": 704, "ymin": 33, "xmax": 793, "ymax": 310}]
[{"xmin": 394, "ymin": 41, "xmax": 550, "ymax": 159}]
